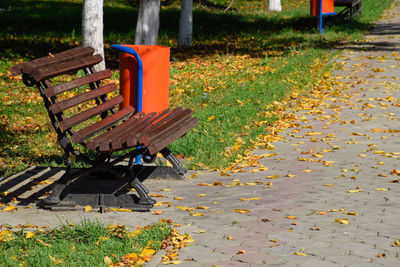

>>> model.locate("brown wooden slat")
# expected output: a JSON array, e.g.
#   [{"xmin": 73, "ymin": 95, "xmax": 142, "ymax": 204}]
[
  {"xmin": 60, "ymin": 95, "xmax": 123, "ymax": 131},
  {"xmin": 71, "ymin": 106, "xmax": 134, "ymax": 144},
  {"xmin": 32, "ymin": 54, "xmax": 103, "ymax": 82},
  {"xmin": 148, "ymin": 117, "xmax": 198, "ymax": 154},
  {"xmin": 334, "ymin": 0, "xmax": 361, "ymax": 7},
  {"xmin": 111, "ymin": 109, "xmax": 177, "ymax": 150},
  {"xmin": 123, "ymin": 108, "xmax": 182, "ymax": 148},
  {"xmin": 24, "ymin": 47, "xmax": 95, "ymax": 75},
  {"xmin": 139, "ymin": 108, "xmax": 184, "ymax": 137},
  {"xmin": 108, "ymin": 112, "xmax": 161, "ymax": 150},
  {"xmin": 85, "ymin": 111, "xmax": 145, "ymax": 150},
  {"xmin": 139, "ymin": 109, "xmax": 193, "ymax": 145},
  {"xmin": 45, "ymin": 69, "xmax": 112, "ymax": 97},
  {"xmin": 124, "ymin": 109, "xmax": 181, "ymax": 147},
  {"xmin": 49, "ymin": 83, "xmax": 117, "ymax": 114},
  {"xmin": 10, "ymin": 47, "xmax": 94, "ymax": 76},
  {"xmin": 96, "ymin": 115, "xmax": 149, "ymax": 152}
]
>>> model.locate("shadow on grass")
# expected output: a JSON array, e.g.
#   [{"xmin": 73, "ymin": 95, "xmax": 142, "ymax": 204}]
[{"xmin": 0, "ymin": 0, "xmax": 374, "ymax": 64}]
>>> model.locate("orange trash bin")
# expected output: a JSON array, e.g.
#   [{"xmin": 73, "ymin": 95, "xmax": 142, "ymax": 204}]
[
  {"xmin": 118, "ymin": 45, "xmax": 170, "ymax": 113},
  {"xmin": 310, "ymin": 0, "xmax": 334, "ymax": 16}
]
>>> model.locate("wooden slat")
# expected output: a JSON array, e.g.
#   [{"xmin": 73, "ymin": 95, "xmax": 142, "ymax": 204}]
[
  {"xmin": 125, "ymin": 109, "xmax": 181, "ymax": 147},
  {"xmin": 334, "ymin": 0, "xmax": 361, "ymax": 7},
  {"xmin": 24, "ymin": 47, "xmax": 95, "ymax": 75},
  {"xmin": 45, "ymin": 69, "xmax": 112, "ymax": 97},
  {"xmin": 139, "ymin": 109, "xmax": 193, "ymax": 145},
  {"xmin": 108, "ymin": 112, "xmax": 160, "ymax": 150},
  {"xmin": 148, "ymin": 117, "xmax": 198, "ymax": 154},
  {"xmin": 32, "ymin": 54, "xmax": 103, "ymax": 82},
  {"xmin": 49, "ymin": 83, "xmax": 117, "ymax": 114},
  {"xmin": 60, "ymin": 95, "xmax": 123, "ymax": 131},
  {"xmin": 71, "ymin": 106, "xmax": 135, "ymax": 144},
  {"xmin": 85, "ymin": 111, "xmax": 145, "ymax": 150},
  {"xmin": 10, "ymin": 47, "xmax": 93, "ymax": 76}
]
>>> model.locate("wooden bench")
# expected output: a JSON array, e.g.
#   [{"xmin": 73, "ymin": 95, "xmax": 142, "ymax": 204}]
[
  {"xmin": 10, "ymin": 46, "xmax": 198, "ymax": 211},
  {"xmin": 334, "ymin": 0, "xmax": 362, "ymax": 21}
]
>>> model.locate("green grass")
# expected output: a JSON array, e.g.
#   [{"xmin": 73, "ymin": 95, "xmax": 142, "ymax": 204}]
[
  {"xmin": 0, "ymin": 220, "xmax": 172, "ymax": 266},
  {"xmin": 0, "ymin": 0, "xmax": 394, "ymax": 176}
]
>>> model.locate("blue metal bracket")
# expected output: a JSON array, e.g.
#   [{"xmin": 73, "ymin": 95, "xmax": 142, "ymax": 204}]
[
  {"xmin": 319, "ymin": 0, "xmax": 336, "ymax": 34},
  {"xmin": 111, "ymin": 44, "xmax": 144, "ymax": 164}
]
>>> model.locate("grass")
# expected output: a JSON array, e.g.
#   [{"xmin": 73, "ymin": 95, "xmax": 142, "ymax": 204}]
[
  {"xmin": 0, "ymin": 219, "xmax": 172, "ymax": 266},
  {"xmin": 0, "ymin": 0, "xmax": 394, "ymax": 176}
]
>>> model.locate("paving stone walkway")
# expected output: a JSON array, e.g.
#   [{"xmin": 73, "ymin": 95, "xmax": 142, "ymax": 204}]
[{"xmin": 1, "ymin": 2, "xmax": 400, "ymax": 267}]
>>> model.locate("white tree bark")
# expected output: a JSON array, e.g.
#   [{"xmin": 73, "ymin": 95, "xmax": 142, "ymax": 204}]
[
  {"xmin": 178, "ymin": 0, "xmax": 193, "ymax": 48},
  {"xmin": 82, "ymin": 0, "xmax": 105, "ymax": 71},
  {"xmin": 268, "ymin": 0, "xmax": 281, "ymax": 12},
  {"xmin": 135, "ymin": 0, "xmax": 160, "ymax": 45}
]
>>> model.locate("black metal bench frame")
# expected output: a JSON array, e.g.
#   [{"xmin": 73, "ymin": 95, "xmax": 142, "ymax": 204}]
[
  {"xmin": 334, "ymin": 0, "xmax": 362, "ymax": 21},
  {"xmin": 10, "ymin": 47, "xmax": 198, "ymax": 211}
]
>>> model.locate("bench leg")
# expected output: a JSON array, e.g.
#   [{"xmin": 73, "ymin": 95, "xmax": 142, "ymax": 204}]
[
  {"xmin": 161, "ymin": 147, "xmax": 187, "ymax": 176},
  {"xmin": 43, "ymin": 170, "xmax": 72, "ymax": 205},
  {"xmin": 130, "ymin": 176, "xmax": 156, "ymax": 205}
]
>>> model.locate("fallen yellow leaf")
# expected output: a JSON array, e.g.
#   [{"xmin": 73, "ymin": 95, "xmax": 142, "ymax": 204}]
[
  {"xmin": 36, "ymin": 239, "xmax": 51, "ymax": 247},
  {"xmin": 391, "ymin": 169, "xmax": 400, "ymax": 176},
  {"xmin": 103, "ymin": 256, "xmax": 113, "ymax": 265},
  {"xmin": 189, "ymin": 174, "xmax": 198, "ymax": 179},
  {"xmin": 190, "ymin": 212, "xmax": 204, "ymax": 216},
  {"xmin": 237, "ymin": 250, "xmax": 246, "ymax": 254},
  {"xmin": 239, "ymin": 197, "xmax": 261, "ymax": 201},
  {"xmin": 109, "ymin": 208, "xmax": 132, "ymax": 212},
  {"xmin": 0, "ymin": 230, "xmax": 15, "ymax": 241},
  {"xmin": 139, "ymin": 247, "xmax": 156, "ymax": 261},
  {"xmin": 84, "ymin": 205, "xmax": 92, "ymax": 212},
  {"xmin": 1, "ymin": 205, "xmax": 17, "ymax": 212},
  {"xmin": 306, "ymin": 132, "xmax": 324, "ymax": 136},
  {"xmin": 345, "ymin": 212, "xmax": 358, "ymax": 216},
  {"xmin": 335, "ymin": 218, "xmax": 350, "ymax": 224},
  {"xmin": 293, "ymin": 252, "xmax": 307, "ymax": 256},
  {"xmin": 175, "ymin": 206, "xmax": 194, "ymax": 211},
  {"xmin": 33, "ymin": 180, "xmax": 54, "ymax": 185},
  {"xmin": 173, "ymin": 197, "xmax": 184, "ymax": 201},
  {"xmin": 164, "ymin": 261, "xmax": 183, "ymax": 265},
  {"xmin": 347, "ymin": 189, "xmax": 362, "ymax": 193},
  {"xmin": 25, "ymin": 232, "xmax": 35, "ymax": 239},
  {"xmin": 375, "ymin": 188, "xmax": 389, "ymax": 191},
  {"xmin": 232, "ymin": 209, "xmax": 250, "ymax": 213},
  {"xmin": 207, "ymin": 115, "xmax": 216, "ymax": 122}
]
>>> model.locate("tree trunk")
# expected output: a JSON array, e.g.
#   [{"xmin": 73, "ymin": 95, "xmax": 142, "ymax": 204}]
[
  {"xmin": 82, "ymin": 0, "xmax": 105, "ymax": 71},
  {"xmin": 178, "ymin": 0, "xmax": 193, "ymax": 48},
  {"xmin": 135, "ymin": 0, "xmax": 160, "ymax": 45},
  {"xmin": 268, "ymin": 0, "xmax": 281, "ymax": 12}
]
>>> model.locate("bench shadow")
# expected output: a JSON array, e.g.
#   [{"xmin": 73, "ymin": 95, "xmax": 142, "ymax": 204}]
[
  {"xmin": 0, "ymin": 166, "xmax": 134, "ymax": 208},
  {"xmin": 336, "ymin": 22, "xmax": 400, "ymax": 52}
]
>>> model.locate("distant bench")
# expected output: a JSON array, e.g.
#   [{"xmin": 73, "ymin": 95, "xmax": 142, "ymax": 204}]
[{"xmin": 334, "ymin": 0, "xmax": 362, "ymax": 20}]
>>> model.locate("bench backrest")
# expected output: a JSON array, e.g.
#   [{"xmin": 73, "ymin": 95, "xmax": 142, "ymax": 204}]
[{"xmin": 10, "ymin": 47, "xmax": 132, "ymax": 151}]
